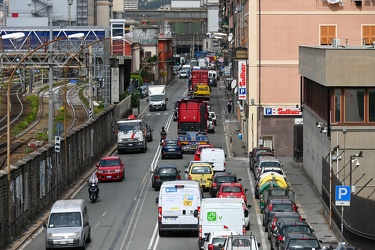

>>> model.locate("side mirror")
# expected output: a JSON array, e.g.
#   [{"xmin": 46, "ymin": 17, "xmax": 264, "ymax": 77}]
[
  {"xmin": 245, "ymin": 188, "xmax": 248, "ymax": 192},
  {"xmin": 166, "ymin": 98, "xmax": 169, "ymax": 101},
  {"xmin": 247, "ymin": 204, "xmax": 252, "ymax": 208},
  {"xmin": 95, "ymin": 164, "xmax": 99, "ymax": 167},
  {"xmin": 150, "ymin": 170, "xmax": 154, "ymax": 173},
  {"xmin": 237, "ymin": 178, "xmax": 242, "ymax": 181},
  {"xmin": 43, "ymin": 223, "xmax": 47, "ymax": 228},
  {"xmin": 155, "ymin": 197, "xmax": 159, "ymax": 204},
  {"xmin": 146, "ymin": 99, "xmax": 149, "ymax": 102},
  {"xmin": 84, "ymin": 221, "xmax": 89, "ymax": 226}
]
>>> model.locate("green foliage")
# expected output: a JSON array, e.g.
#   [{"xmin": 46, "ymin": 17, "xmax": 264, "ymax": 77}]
[
  {"xmin": 14, "ymin": 95, "xmax": 39, "ymax": 135},
  {"xmin": 35, "ymin": 131, "xmax": 48, "ymax": 140},
  {"xmin": 147, "ymin": 56, "xmax": 158, "ymax": 63}
]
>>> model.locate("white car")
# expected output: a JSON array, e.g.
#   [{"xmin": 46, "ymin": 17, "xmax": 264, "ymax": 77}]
[
  {"xmin": 179, "ymin": 70, "xmax": 189, "ymax": 78},
  {"xmin": 207, "ymin": 119, "xmax": 215, "ymax": 133},
  {"xmin": 209, "ymin": 111, "xmax": 217, "ymax": 126},
  {"xmin": 202, "ymin": 230, "xmax": 240, "ymax": 250}
]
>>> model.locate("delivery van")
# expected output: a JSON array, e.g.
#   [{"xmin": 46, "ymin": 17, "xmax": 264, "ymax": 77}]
[
  {"xmin": 200, "ymin": 147, "xmax": 226, "ymax": 172},
  {"xmin": 196, "ymin": 198, "xmax": 246, "ymax": 248},
  {"xmin": 44, "ymin": 199, "xmax": 91, "ymax": 249},
  {"xmin": 156, "ymin": 180, "xmax": 202, "ymax": 236}
]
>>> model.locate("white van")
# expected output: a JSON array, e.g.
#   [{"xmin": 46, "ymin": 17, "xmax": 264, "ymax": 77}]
[
  {"xmin": 44, "ymin": 199, "xmax": 91, "ymax": 249},
  {"xmin": 156, "ymin": 180, "xmax": 202, "ymax": 236},
  {"xmin": 200, "ymin": 147, "xmax": 226, "ymax": 172},
  {"xmin": 196, "ymin": 198, "xmax": 246, "ymax": 249}
]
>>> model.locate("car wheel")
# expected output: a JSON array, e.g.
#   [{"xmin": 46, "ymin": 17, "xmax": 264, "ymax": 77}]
[
  {"xmin": 161, "ymin": 155, "xmax": 165, "ymax": 159},
  {"xmin": 159, "ymin": 230, "xmax": 164, "ymax": 237},
  {"xmin": 80, "ymin": 238, "xmax": 86, "ymax": 250},
  {"xmin": 255, "ymin": 191, "xmax": 259, "ymax": 199},
  {"xmin": 180, "ymin": 154, "xmax": 183, "ymax": 159},
  {"xmin": 246, "ymin": 223, "xmax": 250, "ymax": 230},
  {"xmin": 87, "ymin": 229, "xmax": 92, "ymax": 243},
  {"xmin": 262, "ymin": 216, "xmax": 265, "ymax": 226}
]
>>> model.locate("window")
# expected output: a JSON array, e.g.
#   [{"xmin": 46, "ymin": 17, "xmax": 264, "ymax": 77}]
[
  {"xmin": 320, "ymin": 25, "xmax": 336, "ymax": 45},
  {"xmin": 369, "ymin": 89, "xmax": 375, "ymax": 122},
  {"xmin": 362, "ymin": 25, "xmax": 375, "ymax": 45},
  {"xmin": 344, "ymin": 89, "xmax": 364, "ymax": 123},
  {"xmin": 145, "ymin": 51, "xmax": 152, "ymax": 58},
  {"xmin": 334, "ymin": 89, "xmax": 341, "ymax": 123}
]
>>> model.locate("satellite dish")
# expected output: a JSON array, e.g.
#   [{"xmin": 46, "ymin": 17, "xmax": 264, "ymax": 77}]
[
  {"xmin": 234, "ymin": 87, "xmax": 238, "ymax": 94},
  {"xmin": 231, "ymin": 79, "xmax": 237, "ymax": 89},
  {"xmin": 228, "ymin": 33, "xmax": 233, "ymax": 42}
]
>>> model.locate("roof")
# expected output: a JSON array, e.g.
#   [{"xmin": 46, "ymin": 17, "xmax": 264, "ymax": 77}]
[
  {"xmin": 220, "ymin": 182, "xmax": 243, "ymax": 187},
  {"xmin": 202, "ymin": 198, "xmax": 243, "ymax": 204},
  {"xmin": 284, "ymin": 232, "xmax": 318, "ymax": 239},
  {"xmin": 156, "ymin": 165, "xmax": 178, "ymax": 168},
  {"xmin": 100, "ymin": 156, "xmax": 120, "ymax": 160},
  {"xmin": 51, "ymin": 199, "xmax": 85, "ymax": 213}
]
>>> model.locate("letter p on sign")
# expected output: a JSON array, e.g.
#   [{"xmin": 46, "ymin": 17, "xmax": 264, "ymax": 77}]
[{"xmin": 335, "ymin": 186, "xmax": 351, "ymax": 206}]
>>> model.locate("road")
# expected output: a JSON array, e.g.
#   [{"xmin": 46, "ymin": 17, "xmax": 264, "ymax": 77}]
[{"xmin": 18, "ymin": 77, "xmax": 336, "ymax": 250}]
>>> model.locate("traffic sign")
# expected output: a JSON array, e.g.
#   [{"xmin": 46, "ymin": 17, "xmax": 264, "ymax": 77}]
[
  {"xmin": 335, "ymin": 185, "xmax": 351, "ymax": 206},
  {"xmin": 239, "ymin": 87, "xmax": 246, "ymax": 95}
]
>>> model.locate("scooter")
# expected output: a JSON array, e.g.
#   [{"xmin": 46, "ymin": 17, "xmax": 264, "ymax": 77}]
[
  {"xmin": 160, "ymin": 133, "xmax": 167, "ymax": 146},
  {"xmin": 88, "ymin": 181, "xmax": 99, "ymax": 203}
]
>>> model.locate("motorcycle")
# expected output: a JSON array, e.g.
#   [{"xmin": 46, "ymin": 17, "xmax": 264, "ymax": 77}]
[
  {"xmin": 160, "ymin": 132, "xmax": 167, "ymax": 145},
  {"xmin": 88, "ymin": 181, "xmax": 99, "ymax": 203}
]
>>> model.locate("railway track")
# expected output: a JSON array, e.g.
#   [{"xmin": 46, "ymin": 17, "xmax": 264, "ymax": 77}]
[{"xmin": 0, "ymin": 83, "xmax": 90, "ymax": 169}]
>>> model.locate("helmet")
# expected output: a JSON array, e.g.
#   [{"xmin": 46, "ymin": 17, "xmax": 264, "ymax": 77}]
[{"xmin": 162, "ymin": 126, "xmax": 165, "ymax": 130}]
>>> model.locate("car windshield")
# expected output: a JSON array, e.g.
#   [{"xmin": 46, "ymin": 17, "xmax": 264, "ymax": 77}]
[
  {"xmin": 288, "ymin": 239, "xmax": 320, "ymax": 248},
  {"xmin": 118, "ymin": 122, "xmax": 141, "ymax": 132},
  {"xmin": 149, "ymin": 95, "xmax": 165, "ymax": 101},
  {"xmin": 222, "ymin": 186, "xmax": 241, "ymax": 193},
  {"xmin": 263, "ymin": 169, "xmax": 283, "ymax": 175},
  {"xmin": 191, "ymin": 166, "xmax": 212, "ymax": 174},
  {"xmin": 158, "ymin": 168, "xmax": 178, "ymax": 174},
  {"xmin": 216, "ymin": 176, "xmax": 236, "ymax": 183},
  {"xmin": 232, "ymin": 239, "xmax": 251, "ymax": 247},
  {"xmin": 48, "ymin": 212, "xmax": 82, "ymax": 228},
  {"xmin": 100, "ymin": 159, "xmax": 120, "ymax": 166},
  {"xmin": 262, "ymin": 162, "xmax": 281, "ymax": 167}
]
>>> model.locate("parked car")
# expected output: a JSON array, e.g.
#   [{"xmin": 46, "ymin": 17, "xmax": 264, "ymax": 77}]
[
  {"xmin": 254, "ymin": 155, "xmax": 283, "ymax": 177},
  {"xmin": 332, "ymin": 242, "xmax": 360, "ymax": 250},
  {"xmin": 151, "ymin": 165, "xmax": 181, "ymax": 191},
  {"xmin": 217, "ymin": 182, "xmax": 248, "ymax": 205},
  {"xmin": 145, "ymin": 123, "xmax": 153, "ymax": 142},
  {"xmin": 161, "ymin": 139, "xmax": 183, "ymax": 159},
  {"xmin": 138, "ymin": 85, "xmax": 148, "ymax": 99},
  {"xmin": 255, "ymin": 166, "xmax": 286, "ymax": 183},
  {"xmin": 208, "ymin": 111, "xmax": 217, "ymax": 126},
  {"xmin": 96, "ymin": 156, "xmax": 125, "ymax": 181},
  {"xmin": 270, "ymin": 221, "xmax": 314, "ymax": 249},
  {"xmin": 267, "ymin": 211, "xmax": 303, "ymax": 240},
  {"xmin": 263, "ymin": 199, "xmax": 298, "ymax": 231},
  {"xmin": 278, "ymin": 232, "xmax": 322, "ymax": 250},
  {"xmin": 194, "ymin": 144, "xmax": 215, "ymax": 161},
  {"xmin": 209, "ymin": 172, "xmax": 241, "ymax": 198},
  {"xmin": 249, "ymin": 147, "xmax": 273, "ymax": 171}
]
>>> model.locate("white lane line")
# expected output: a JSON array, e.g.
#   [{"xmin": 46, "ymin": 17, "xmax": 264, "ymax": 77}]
[
  {"xmin": 94, "ymin": 221, "xmax": 100, "ymax": 229},
  {"xmin": 147, "ymin": 223, "xmax": 159, "ymax": 250}
]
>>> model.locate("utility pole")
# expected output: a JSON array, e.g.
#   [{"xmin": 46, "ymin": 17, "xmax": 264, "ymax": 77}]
[{"xmin": 48, "ymin": 18, "xmax": 54, "ymax": 143}]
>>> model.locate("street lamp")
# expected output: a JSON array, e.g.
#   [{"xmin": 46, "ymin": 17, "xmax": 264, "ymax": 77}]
[
  {"xmin": 63, "ymin": 35, "xmax": 123, "ymax": 183},
  {"xmin": 2, "ymin": 31, "xmax": 26, "ymax": 233},
  {"xmin": 138, "ymin": 62, "xmax": 156, "ymax": 114}
]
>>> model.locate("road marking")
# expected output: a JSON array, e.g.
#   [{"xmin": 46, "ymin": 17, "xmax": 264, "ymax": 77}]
[{"xmin": 147, "ymin": 223, "xmax": 159, "ymax": 250}]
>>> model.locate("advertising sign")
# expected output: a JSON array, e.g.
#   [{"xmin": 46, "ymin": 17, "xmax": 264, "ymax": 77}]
[
  {"xmin": 264, "ymin": 107, "xmax": 302, "ymax": 116},
  {"xmin": 237, "ymin": 60, "xmax": 246, "ymax": 100}
]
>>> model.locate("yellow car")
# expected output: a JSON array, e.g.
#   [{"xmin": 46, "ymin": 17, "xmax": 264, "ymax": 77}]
[
  {"xmin": 185, "ymin": 161, "xmax": 214, "ymax": 191},
  {"xmin": 193, "ymin": 84, "xmax": 210, "ymax": 99}
]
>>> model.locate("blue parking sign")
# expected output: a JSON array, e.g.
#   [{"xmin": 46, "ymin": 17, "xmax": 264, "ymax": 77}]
[{"xmin": 335, "ymin": 186, "xmax": 351, "ymax": 206}]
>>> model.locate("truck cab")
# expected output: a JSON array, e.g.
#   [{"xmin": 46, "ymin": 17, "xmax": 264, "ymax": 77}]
[{"xmin": 117, "ymin": 118, "xmax": 147, "ymax": 153}]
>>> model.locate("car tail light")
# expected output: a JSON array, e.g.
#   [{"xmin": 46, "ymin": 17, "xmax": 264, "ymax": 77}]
[
  {"xmin": 176, "ymin": 174, "xmax": 181, "ymax": 179},
  {"xmin": 208, "ymin": 244, "xmax": 214, "ymax": 250},
  {"xmin": 271, "ymin": 217, "xmax": 277, "ymax": 229},
  {"xmin": 188, "ymin": 175, "xmax": 192, "ymax": 180},
  {"xmin": 242, "ymin": 225, "xmax": 246, "ymax": 235},
  {"xmin": 224, "ymin": 162, "xmax": 226, "ymax": 166},
  {"xmin": 199, "ymin": 225, "xmax": 202, "ymax": 239},
  {"xmin": 158, "ymin": 207, "xmax": 162, "ymax": 221},
  {"xmin": 212, "ymin": 182, "xmax": 217, "ymax": 188},
  {"xmin": 269, "ymin": 204, "xmax": 273, "ymax": 211},
  {"xmin": 292, "ymin": 204, "xmax": 297, "ymax": 211},
  {"xmin": 277, "ymin": 235, "xmax": 283, "ymax": 241},
  {"xmin": 154, "ymin": 176, "xmax": 160, "ymax": 179}
]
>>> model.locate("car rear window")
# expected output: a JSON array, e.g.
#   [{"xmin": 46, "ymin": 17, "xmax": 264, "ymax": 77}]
[
  {"xmin": 159, "ymin": 168, "xmax": 177, "ymax": 174},
  {"xmin": 288, "ymin": 239, "xmax": 320, "ymax": 248},
  {"xmin": 282, "ymin": 226, "xmax": 312, "ymax": 234},
  {"xmin": 263, "ymin": 169, "xmax": 283, "ymax": 175},
  {"xmin": 166, "ymin": 140, "xmax": 178, "ymax": 146},
  {"xmin": 273, "ymin": 204, "xmax": 294, "ymax": 211},
  {"xmin": 191, "ymin": 166, "xmax": 212, "ymax": 174},
  {"xmin": 216, "ymin": 176, "xmax": 236, "ymax": 183},
  {"xmin": 261, "ymin": 162, "xmax": 281, "ymax": 167},
  {"xmin": 222, "ymin": 186, "xmax": 241, "ymax": 193}
]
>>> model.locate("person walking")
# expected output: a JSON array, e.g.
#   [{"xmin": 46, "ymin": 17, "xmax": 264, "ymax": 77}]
[{"xmin": 227, "ymin": 100, "xmax": 232, "ymax": 114}]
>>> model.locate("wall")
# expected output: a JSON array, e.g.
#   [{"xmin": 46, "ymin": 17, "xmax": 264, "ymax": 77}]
[{"xmin": 0, "ymin": 96, "xmax": 131, "ymax": 247}]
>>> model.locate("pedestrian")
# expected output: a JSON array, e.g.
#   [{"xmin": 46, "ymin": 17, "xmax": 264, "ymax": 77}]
[{"xmin": 227, "ymin": 100, "xmax": 232, "ymax": 114}]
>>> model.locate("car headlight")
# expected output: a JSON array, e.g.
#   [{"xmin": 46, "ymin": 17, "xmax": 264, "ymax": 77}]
[
  {"xmin": 115, "ymin": 169, "xmax": 120, "ymax": 173},
  {"xmin": 73, "ymin": 231, "xmax": 81, "ymax": 239},
  {"xmin": 137, "ymin": 142, "xmax": 143, "ymax": 145},
  {"xmin": 47, "ymin": 233, "xmax": 53, "ymax": 240},
  {"xmin": 97, "ymin": 170, "xmax": 103, "ymax": 174}
]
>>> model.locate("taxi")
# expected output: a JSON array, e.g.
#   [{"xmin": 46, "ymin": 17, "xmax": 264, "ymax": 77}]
[{"xmin": 184, "ymin": 161, "xmax": 214, "ymax": 191}]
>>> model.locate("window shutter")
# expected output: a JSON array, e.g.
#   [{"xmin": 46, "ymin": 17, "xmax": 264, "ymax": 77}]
[{"xmin": 363, "ymin": 25, "xmax": 375, "ymax": 45}]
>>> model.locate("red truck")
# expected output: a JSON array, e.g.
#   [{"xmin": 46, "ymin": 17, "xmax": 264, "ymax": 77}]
[
  {"xmin": 177, "ymin": 98, "xmax": 209, "ymax": 153},
  {"xmin": 189, "ymin": 69, "xmax": 208, "ymax": 92}
]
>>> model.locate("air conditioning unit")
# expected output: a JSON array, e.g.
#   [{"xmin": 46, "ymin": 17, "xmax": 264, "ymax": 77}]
[{"xmin": 332, "ymin": 38, "xmax": 341, "ymax": 48}]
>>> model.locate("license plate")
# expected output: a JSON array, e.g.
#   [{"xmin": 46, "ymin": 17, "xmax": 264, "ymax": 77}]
[
  {"xmin": 168, "ymin": 148, "xmax": 176, "ymax": 151},
  {"xmin": 228, "ymin": 195, "xmax": 237, "ymax": 198},
  {"xmin": 165, "ymin": 218, "xmax": 177, "ymax": 221},
  {"xmin": 128, "ymin": 144, "xmax": 133, "ymax": 146},
  {"xmin": 60, "ymin": 241, "xmax": 68, "ymax": 245},
  {"xmin": 106, "ymin": 176, "xmax": 112, "ymax": 178},
  {"xmin": 200, "ymin": 180, "xmax": 206, "ymax": 183}
]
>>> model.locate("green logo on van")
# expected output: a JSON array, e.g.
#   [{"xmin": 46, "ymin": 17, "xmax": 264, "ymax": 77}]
[{"xmin": 207, "ymin": 212, "xmax": 217, "ymax": 221}]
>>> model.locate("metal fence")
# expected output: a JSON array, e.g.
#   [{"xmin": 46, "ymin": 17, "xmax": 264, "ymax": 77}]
[
  {"xmin": 321, "ymin": 158, "xmax": 375, "ymax": 249},
  {"xmin": 0, "ymin": 96, "xmax": 131, "ymax": 247}
]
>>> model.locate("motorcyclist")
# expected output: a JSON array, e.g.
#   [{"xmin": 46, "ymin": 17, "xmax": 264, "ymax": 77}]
[
  {"xmin": 88, "ymin": 173, "xmax": 99, "ymax": 198},
  {"xmin": 160, "ymin": 126, "xmax": 167, "ymax": 143}
]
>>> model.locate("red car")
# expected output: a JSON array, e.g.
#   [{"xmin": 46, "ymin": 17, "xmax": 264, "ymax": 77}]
[
  {"xmin": 216, "ymin": 182, "xmax": 248, "ymax": 205},
  {"xmin": 96, "ymin": 156, "xmax": 125, "ymax": 181},
  {"xmin": 194, "ymin": 144, "xmax": 215, "ymax": 161}
]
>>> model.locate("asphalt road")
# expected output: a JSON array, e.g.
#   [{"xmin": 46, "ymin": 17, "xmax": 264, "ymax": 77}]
[{"xmin": 17, "ymin": 77, "xmax": 334, "ymax": 250}]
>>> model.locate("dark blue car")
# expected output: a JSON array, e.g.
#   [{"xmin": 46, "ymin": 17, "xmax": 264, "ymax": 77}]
[{"xmin": 161, "ymin": 139, "xmax": 183, "ymax": 159}]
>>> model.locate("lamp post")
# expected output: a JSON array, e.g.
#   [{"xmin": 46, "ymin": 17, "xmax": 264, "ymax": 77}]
[
  {"xmin": 2, "ymin": 31, "xmax": 26, "ymax": 234},
  {"xmin": 138, "ymin": 62, "xmax": 156, "ymax": 114},
  {"xmin": 63, "ymin": 35, "xmax": 123, "ymax": 183}
]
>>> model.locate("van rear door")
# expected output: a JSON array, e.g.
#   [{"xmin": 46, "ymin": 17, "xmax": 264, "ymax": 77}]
[{"xmin": 161, "ymin": 185, "xmax": 199, "ymax": 226}]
